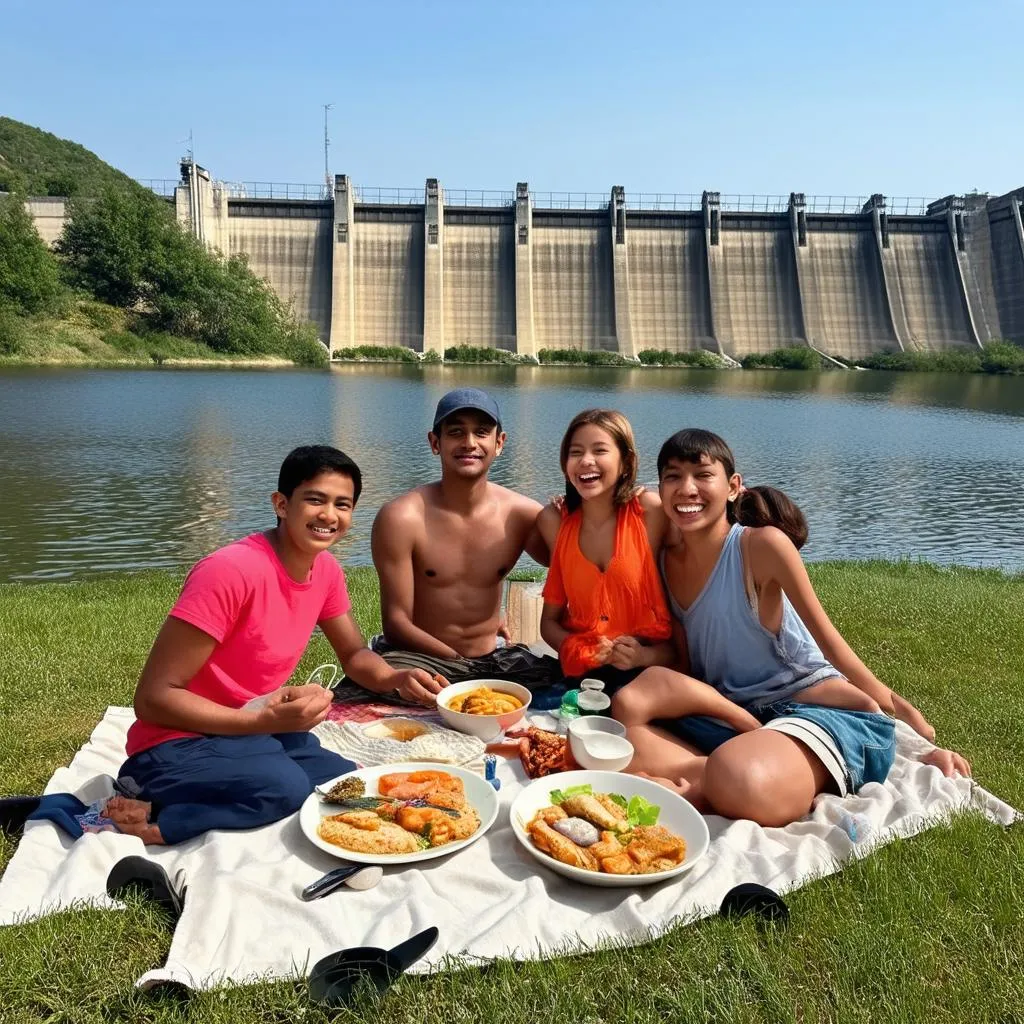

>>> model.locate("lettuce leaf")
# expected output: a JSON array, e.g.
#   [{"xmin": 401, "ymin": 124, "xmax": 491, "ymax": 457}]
[
  {"xmin": 550, "ymin": 784, "xmax": 593, "ymax": 805},
  {"xmin": 626, "ymin": 794, "xmax": 660, "ymax": 827},
  {"xmin": 607, "ymin": 793, "xmax": 628, "ymax": 810}
]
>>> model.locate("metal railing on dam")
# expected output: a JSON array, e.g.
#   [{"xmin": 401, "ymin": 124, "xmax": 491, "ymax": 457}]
[
  {"xmin": 136, "ymin": 177, "xmax": 936, "ymax": 215},
  {"xmin": 47, "ymin": 167, "xmax": 1024, "ymax": 360}
]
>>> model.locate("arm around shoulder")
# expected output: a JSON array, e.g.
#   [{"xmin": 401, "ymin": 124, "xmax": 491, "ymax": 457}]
[{"xmin": 535, "ymin": 503, "xmax": 562, "ymax": 557}]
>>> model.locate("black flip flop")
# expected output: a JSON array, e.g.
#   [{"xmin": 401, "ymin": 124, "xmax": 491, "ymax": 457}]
[
  {"xmin": 308, "ymin": 926, "xmax": 439, "ymax": 1006},
  {"xmin": 0, "ymin": 796, "xmax": 42, "ymax": 836},
  {"xmin": 719, "ymin": 883, "xmax": 790, "ymax": 925},
  {"xmin": 106, "ymin": 856, "xmax": 186, "ymax": 924}
]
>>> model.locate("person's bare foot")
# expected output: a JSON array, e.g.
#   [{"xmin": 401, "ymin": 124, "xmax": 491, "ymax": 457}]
[
  {"xmin": 104, "ymin": 797, "xmax": 166, "ymax": 844},
  {"xmin": 633, "ymin": 770, "xmax": 712, "ymax": 812},
  {"xmin": 634, "ymin": 770, "xmax": 688, "ymax": 796},
  {"xmin": 104, "ymin": 796, "xmax": 151, "ymax": 825}
]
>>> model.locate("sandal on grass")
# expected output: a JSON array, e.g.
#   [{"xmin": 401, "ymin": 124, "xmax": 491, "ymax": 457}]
[
  {"xmin": 0, "ymin": 796, "xmax": 42, "ymax": 836},
  {"xmin": 719, "ymin": 882, "xmax": 789, "ymax": 925},
  {"xmin": 106, "ymin": 856, "xmax": 186, "ymax": 924}
]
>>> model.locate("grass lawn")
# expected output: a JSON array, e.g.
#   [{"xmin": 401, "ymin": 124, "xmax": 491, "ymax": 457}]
[{"xmin": 1, "ymin": 563, "xmax": 1022, "ymax": 1023}]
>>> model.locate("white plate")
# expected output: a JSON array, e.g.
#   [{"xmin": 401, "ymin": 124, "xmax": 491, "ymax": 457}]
[
  {"xmin": 299, "ymin": 761, "xmax": 499, "ymax": 865},
  {"xmin": 509, "ymin": 770, "xmax": 710, "ymax": 887}
]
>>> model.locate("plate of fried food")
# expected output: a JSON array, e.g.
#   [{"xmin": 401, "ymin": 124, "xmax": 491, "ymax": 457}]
[
  {"xmin": 509, "ymin": 770, "xmax": 710, "ymax": 887},
  {"xmin": 300, "ymin": 763, "xmax": 499, "ymax": 865}
]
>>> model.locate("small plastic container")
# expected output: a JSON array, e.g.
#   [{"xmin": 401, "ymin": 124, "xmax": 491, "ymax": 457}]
[{"xmin": 577, "ymin": 679, "xmax": 611, "ymax": 716}]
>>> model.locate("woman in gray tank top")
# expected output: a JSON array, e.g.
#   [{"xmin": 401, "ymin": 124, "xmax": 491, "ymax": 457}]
[{"xmin": 611, "ymin": 429, "xmax": 972, "ymax": 828}]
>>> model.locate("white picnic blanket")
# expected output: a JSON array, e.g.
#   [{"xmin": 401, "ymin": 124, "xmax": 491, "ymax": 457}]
[{"xmin": 0, "ymin": 706, "xmax": 1016, "ymax": 991}]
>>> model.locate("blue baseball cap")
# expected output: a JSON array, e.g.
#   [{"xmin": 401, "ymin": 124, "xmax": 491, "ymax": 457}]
[{"xmin": 431, "ymin": 388, "xmax": 502, "ymax": 432}]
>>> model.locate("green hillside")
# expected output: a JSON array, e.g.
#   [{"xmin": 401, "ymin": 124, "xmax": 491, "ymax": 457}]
[{"xmin": 0, "ymin": 116, "xmax": 149, "ymax": 197}]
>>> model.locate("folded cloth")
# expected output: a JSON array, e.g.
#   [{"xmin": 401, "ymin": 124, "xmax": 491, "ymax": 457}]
[
  {"xmin": 27, "ymin": 793, "xmax": 119, "ymax": 839},
  {"xmin": 316, "ymin": 719, "xmax": 486, "ymax": 773},
  {"xmin": 0, "ymin": 707, "xmax": 1017, "ymax": 993}
]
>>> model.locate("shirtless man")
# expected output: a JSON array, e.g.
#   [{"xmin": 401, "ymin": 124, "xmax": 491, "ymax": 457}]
[{"xmin": 369, "ymin": 388, "xmax": 562, "ymax": 695}]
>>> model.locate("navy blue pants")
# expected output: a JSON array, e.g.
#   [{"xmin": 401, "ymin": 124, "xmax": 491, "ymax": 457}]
[{"xmin": 118, "ymin": 733, "xmax": 355, "ymax": 844}]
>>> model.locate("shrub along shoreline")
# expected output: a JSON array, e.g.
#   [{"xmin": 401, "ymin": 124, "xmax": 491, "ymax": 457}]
[{"xmin": 331, "ymin": 342, "xmax": 1024, "ymax": 374}]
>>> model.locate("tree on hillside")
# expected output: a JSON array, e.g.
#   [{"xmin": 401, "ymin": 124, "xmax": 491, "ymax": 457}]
[
  {"xmin": 57, "ymin": 186, "xmax": 326, "ymax": 363},
  {"xmin": 57, "ymin": 188, "xmax": 173, "ymax": 307},
  {"xmin": 0, "ymin": 194, "xmax": 63, "ymax": 314}
]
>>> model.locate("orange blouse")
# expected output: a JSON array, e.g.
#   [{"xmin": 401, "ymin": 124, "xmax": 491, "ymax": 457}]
[{"xmin": 542, "ymin": 495, "xmax": 672, "ymax": 676}]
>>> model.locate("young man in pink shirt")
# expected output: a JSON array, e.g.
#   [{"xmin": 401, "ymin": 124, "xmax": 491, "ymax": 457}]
[{"xmin": 105, "ymin": 445, "xmax": 446, "ymax": 845}]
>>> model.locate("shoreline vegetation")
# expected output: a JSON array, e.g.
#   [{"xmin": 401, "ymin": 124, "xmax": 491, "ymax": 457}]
[
  {"xmin": 5, "ymin": 337, "xmax": 1023, "ymax": 372},
  {"xmin": 1, "ymin": 561, "xmax": 1022, "ymax": 1023},
  {"xmin": 328, "ymin": 342, "xmax": 1024, "ymax": 374}
]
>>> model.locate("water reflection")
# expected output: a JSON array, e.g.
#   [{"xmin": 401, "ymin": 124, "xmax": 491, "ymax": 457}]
[{"xmin": 0, "ymin": 364, "xmax": 1021, "ymax": 582}]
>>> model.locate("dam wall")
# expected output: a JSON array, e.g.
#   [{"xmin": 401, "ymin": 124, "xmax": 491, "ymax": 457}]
[
  {"xmin": 531, "ymin": 210, "xmax": 616, "ymax": 353},
  {"xmin": 24, "ymin": 197, "xmax": 67, "ymax": 247},
  {"xmin": 443, "ymin": 209, "xmax": 516, "ymax": 351},
  {"xmin": 798, "ymin": 213, "xmax": 899, "ymax": 358},
  {"xmin": 625, "ymin": 213, "xmax": 715, "ymax": 353},
  {"xmin": 226, "ymin": 199, "xmax": 333, "ymax": 339},
  {"xmin": 886, "ymin": 217, "xmax": 977, "ymax": 350},
  {"xmin": 20, "ymin": 163, "xmax": 1024, "ymax": 358},
  {"xmin": 712, "ymin": 212, "xmax": 805, "ymax": 358},
  {"xmin": 352, "ymin": 209, "xmax": 424, "ymax": 351},
  {"xmin": 985, "ymin": 191, "xmax": 1024, "ymax": 345}
]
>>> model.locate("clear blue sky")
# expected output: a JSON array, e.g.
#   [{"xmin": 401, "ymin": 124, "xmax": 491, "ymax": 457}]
[{"xmin": 3, "ymin": 0, "xmax": 1022, "ymax": 199}]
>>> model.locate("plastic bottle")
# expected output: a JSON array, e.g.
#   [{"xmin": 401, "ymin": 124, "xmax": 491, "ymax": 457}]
[{"xmin": 558, "ymin": 686, "xmax": 581, "ymax": 728}]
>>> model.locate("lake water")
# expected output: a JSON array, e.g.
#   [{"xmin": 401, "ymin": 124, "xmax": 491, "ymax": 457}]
[{"xmin": 0, "ymin": 364, "xmax": 1021, "ymax": 583}]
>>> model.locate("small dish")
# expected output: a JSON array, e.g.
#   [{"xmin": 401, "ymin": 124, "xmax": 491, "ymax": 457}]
[
  {"xmin": 435, "ymin": 679, "xmax": 532, "ymax": 741},
  {"xmin": 567, "ymin": 719, "xmax": 634, "ymax": 772}
]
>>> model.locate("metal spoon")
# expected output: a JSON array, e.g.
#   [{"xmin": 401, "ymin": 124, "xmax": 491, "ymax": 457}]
[{"xmin": 301, "ymin": 863, "xmax": 383, "ymax": 900}]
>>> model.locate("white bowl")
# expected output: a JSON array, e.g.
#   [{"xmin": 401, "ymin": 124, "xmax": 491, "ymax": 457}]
[
  {"xmin": 509, "ymin": 769, "xmax": 710, "ymax": 887},
  {"xmin": 300, "ymin": 761, "xmax": 499, "ymax": 864},
  {"xmin": 435, "ymin": 678, "xmax": 532, "ymax": 741},
  {"xmin": 568, "ymin": 718, "xmax": 634, "ymax": 771}
]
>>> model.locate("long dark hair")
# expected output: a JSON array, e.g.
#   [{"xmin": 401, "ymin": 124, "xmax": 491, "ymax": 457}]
[{"xmin": 657, "ymin": 428, "xmax": 808, "ymax": 549}]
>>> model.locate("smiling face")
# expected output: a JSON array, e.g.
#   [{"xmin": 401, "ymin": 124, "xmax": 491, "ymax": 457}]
[
  {"xmin": 429, "ymin": 411, "xmax": 505, "ymax": 480},
  {"xmin": 658, "ymin": 454, "xmax": 742, "ymax": 533},
  {"xmin": 272, "ymin": 470, "xmax": 356, "ymax": 555},
  {"xmin": 564, "ymin": 423, "xmax": 624, "ymax": 503}
]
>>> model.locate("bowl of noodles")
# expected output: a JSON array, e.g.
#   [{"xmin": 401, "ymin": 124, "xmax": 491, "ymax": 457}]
[{"xmin": 436, "ymin": 679, "xmax": 532, "ymax": 740}]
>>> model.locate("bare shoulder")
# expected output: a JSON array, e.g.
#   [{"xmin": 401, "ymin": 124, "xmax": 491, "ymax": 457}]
[
  {"xmin": 745, "ymin": 525, "xmax": 801, "ymax": 575},
  {"xmin": 746, "ymin": 524, "xmax": 793, "ymax": 553},
  {"xmin": 373, "ymin": 486, "xmax": 432, "ymax": 532},
  {"xmin": 493, "ymin": 483, "xmax": 543, "ymax": 521}
]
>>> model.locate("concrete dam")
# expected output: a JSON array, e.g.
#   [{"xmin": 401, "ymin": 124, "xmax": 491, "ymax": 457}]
[{"xmin": 36, "ymin": 165, "xmax": 1024, "ymax": 359}]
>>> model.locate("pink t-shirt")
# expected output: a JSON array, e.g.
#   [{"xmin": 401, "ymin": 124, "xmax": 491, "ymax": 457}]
[{"xmin": 125, "ymin": 533, "xmax": 351, "ymax": 756}]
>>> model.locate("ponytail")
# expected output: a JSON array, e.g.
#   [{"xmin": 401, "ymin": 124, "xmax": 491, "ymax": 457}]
[{"xmin": 732, "ymin": 485, "xmax": 809, "ymax": 550}]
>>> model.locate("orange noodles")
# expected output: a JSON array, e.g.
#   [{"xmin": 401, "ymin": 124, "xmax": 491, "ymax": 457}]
[{"xmin": 447, "ymin": 687, "xmax": 524, "ymax": 716}]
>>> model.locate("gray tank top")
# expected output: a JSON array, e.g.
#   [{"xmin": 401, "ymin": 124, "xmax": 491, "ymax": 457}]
[{"xmin": 660, "ymin": 523, "xmax": 839, "ymax": 709}]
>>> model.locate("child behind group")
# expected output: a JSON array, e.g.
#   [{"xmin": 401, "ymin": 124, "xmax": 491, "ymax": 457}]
[
  {"xmin": 105, "ymin": 445, "xmax": 443, "ymax": 845},
  {"xmin": 614, "ymin": 428, "xmax": 936, "ymax": 796}
]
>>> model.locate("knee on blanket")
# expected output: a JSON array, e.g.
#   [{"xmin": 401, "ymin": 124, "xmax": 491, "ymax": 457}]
[{"xmin": 704, "ymin": 739, "xmax": 818, "ymax": 827}]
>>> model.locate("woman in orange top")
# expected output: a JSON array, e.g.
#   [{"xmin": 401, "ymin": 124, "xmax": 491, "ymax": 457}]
[{"xmin": 536, "ymin": 409, "xmax": 674, "ymax": 691}]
